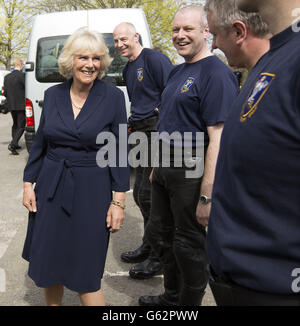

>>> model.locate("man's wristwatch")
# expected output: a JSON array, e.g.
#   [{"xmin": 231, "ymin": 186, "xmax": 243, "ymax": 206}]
[{"xmin": 199, "ymin": 195, "xmax": 212, "ymax": 205}]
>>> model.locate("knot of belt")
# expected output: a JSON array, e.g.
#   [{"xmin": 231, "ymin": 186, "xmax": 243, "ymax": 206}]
[{"xmin": 47, "ymin": 152, "xmax": 98, "ymax": 216}]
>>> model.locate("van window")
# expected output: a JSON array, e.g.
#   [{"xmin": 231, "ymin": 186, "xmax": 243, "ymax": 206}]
[
  {"xmin": 36, "ymin": 34, "xmax": 130, "ymax": 86},
  {"xmin": 36, "ymin": 36, "xmax": 68, "ymax": 83}
]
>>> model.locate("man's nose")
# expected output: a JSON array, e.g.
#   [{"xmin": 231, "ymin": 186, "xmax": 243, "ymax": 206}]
[{"xmin": 177, "ymin": 28, "xmax": 185, "ymax": 39}]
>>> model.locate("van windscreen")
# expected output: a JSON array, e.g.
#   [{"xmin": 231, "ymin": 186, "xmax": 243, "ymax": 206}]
[{"xmin": 36, "ymin": 34, "xmax": 129, "ymax": 86}]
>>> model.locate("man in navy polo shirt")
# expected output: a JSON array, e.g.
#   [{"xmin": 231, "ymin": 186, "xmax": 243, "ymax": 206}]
[
  {"xmin": 139, "ymin": 5, "xmax": 238, "ymax": 306},
  {"xmin": 113, "ymin": 22, "xmax": 173, "ymax": 279},
  {"xmin": 207, "ymin": 0, "xmax": 300, "ymax": 305},
  {"xmin": 205, "ymin": 0, "xmax": 270, "ymax": 72}
]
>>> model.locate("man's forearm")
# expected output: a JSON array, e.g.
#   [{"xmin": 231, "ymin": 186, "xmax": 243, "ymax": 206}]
[
  {"xmin": 200, "ymin": 124, "xmax": 224, "ymax": 197},
  {"xmin": 200, "ymin": 143, "xmax": 218, "ymax": 197}
]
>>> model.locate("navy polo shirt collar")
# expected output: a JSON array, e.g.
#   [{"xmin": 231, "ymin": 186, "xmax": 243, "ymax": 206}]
[{"xmin": 270, "ymin": 21, "xmax": 300, "ymax": 51}]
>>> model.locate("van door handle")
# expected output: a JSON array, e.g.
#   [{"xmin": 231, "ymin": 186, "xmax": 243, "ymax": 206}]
[{"xmin": 37, "ymin": 100, "xmax": 44, "ymax": 108}]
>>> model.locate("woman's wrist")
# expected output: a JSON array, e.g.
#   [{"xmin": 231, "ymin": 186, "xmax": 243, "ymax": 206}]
[
  {"xmin": 111, "ymin": 199, "xmax": 126, "ymax": 210},
  {"xmin": 113, "ymin": 192, "xmax": 126, "ymax": 203},
  {"xmin": 24, "ymin": 182, "xmax": 33, "ymax": 189}
]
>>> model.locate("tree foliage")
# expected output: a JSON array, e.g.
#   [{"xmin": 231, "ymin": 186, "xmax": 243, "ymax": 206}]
[
  {"xmin": 28, "ymin": 0, "xmax": 78, "ymax": 13},
  {"xmin": 0, "ymin": 0, "xmax": 32, "ymax": 69},
  {"xmin": 143, "ymin": 0, "xmax": 182, "ymax": 61},
  {"xmin": 31, "ymin": 0, "xmax": 144, "ymax": 12}
]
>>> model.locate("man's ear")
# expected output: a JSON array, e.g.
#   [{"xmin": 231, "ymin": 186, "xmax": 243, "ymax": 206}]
[
  {"xmin": 134, "ymin": 32, "xmax": 140, "ymax": 43},
  {"xmin": 232, "ymin": 20, "xmax": 247, "ymax": 45},
  {"xmin": 203, "ymin": 25, "xmax": 210, "ymax": 39}
]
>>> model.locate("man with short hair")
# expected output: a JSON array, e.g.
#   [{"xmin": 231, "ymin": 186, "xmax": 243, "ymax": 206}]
[
  {"xmin": 207, "ymin": 0, "xmax": 300, "ymax": 305},
  {"xmin": 205, "ymin": 0, "xmax": 270, "ymax": 71},
  {"xmin": 113, "ymin": 22, "xmax": 173, "ymax": 280},
  {"xmin": 4, "ymin": 58, "xmax": 25, "ymax": 155},
  {"xmin": 139, "ymin": 5, "xmax": 238, "ymax": 306}
]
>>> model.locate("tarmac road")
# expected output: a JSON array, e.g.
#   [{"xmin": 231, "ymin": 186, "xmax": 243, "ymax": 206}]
[{"xmin": 0, "ymin": 113, "xmax": 215, "ymax": 306}]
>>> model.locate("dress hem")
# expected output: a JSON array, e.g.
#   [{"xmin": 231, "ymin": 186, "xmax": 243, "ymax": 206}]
[{"xmin": 26, "ymin": 270, "xmax": 102, "ymax": 293}]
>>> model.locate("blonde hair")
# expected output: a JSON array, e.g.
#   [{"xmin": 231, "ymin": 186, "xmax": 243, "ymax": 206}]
[
  {"xmin": 13, "ymin": 58, "xmax": 24, "ymax": 68},
  {"xmin": 58, "ymin": 27, "xmax": 113, "ymax": 79},
  {"xmin": 176, "ymin": 5, "xmax": 208, "ymax": 29}
]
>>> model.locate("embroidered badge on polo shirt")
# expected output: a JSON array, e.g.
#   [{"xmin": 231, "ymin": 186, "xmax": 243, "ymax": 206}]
[
  {"xmin": 181, "ymin": 77, "xmax": 195, "ymax": 93},
  {"xmin": 240, "ymin": 72, "xmax": 276, "ymax": 122},
  {"xmin": 137, "ymin": 68, "xmax": 144, "ymax": 82}
]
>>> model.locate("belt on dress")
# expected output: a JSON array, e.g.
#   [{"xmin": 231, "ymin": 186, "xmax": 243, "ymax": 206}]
[{"xmin": 46, "ymin": 151, "xmax": 98, "ymax": 216}]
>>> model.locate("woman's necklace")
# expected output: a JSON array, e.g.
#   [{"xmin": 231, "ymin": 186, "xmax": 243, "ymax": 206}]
[
  {"xmin": 71, "ymin": 99, "xmax": 82, "ymax": 110},
  {"xmin": 70, "ymin": 87, "xmax": 86, "ymax": 110}
]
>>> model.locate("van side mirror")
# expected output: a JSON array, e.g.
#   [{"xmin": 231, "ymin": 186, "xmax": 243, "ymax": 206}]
[{"xmin": 25, "ymin": 62, "xmax": 34, "ymax": 72}]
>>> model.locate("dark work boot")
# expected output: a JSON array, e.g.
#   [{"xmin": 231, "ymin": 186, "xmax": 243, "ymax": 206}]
[
  {"xmin": 180, "ymin": 287, "xmax": 206, "ymax": 306},
  {"xmin": 129, "ymin": 256, "xmax": 162, "ymax": 279},
  {"xmin": 8, "ymin": 144, "xmax": 19, "ymax": 155},
  {"xmin": 121, "ymin": 243, "xmax": 151, "ymax": 263},
  {"xmin": 138, "ymin": 252, "xmax": 181, "ymax": 305},
  {"xmin": 139, "ymin": 292, "xmax": 179, "ymax": 306}
]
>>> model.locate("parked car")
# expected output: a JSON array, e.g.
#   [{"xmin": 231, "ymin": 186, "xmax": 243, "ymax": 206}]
[{"xmin": 24, "ymin": 8, "xmax": 152, "ymax": 152}]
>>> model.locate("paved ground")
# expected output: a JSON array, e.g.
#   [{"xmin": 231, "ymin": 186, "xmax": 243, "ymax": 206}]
[{"xmin": 0, "ymin": 113, "xmax": 215, "ymax": 306}]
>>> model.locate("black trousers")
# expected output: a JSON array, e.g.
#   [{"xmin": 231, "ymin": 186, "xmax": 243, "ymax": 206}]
[
  {"xmin": 209, "ymin": 267, "xmax": 300, "ymax": 306},
  {"xmin": 145, "ymin": 166, "xmax": 209, "ymax": 305},
  {"xmin": 10, "ymin": 110, "xmax": 26, "ymax": 147},
  {"xmin": 131, "ymin": 120, "xmax": 159, "ymax": 260},
  {"xmin": 133, "ymin": 163, "xmax": 153, "ymax": 249}
]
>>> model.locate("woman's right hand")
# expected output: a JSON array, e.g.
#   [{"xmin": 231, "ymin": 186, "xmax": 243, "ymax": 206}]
[{"xmin": 23, "ymin": 182, "xmax": 37, "ymax": 213}]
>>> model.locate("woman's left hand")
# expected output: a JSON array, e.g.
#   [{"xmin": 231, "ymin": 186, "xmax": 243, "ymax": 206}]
[{"xmin": 106, "ymin": 203, "xmax": 125, "ymax": 233}]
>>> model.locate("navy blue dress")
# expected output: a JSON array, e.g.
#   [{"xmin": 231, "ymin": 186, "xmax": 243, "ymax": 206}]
[{"xmin": 22, "ymin": 79, "xmax": 130, "ymax": 293}]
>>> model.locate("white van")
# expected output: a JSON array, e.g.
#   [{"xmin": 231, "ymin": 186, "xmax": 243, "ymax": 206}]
[
  {"xmin": 24, "ymin": 8, "xmax": 152, "ymax": 152},
  {"xmin": 0, "ymin": 70, "xmax": 11, "ymax": 106}
]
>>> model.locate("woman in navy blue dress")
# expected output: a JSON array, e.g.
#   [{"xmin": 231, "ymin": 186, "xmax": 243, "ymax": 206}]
[{"xmin": 22, "ymin": 28, "xmax": 130, "ymax": 306}]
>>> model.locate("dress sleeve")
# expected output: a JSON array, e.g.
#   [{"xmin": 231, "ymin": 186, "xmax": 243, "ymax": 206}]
[
  {"xmin": 109, "ymin": 90, "xmax": 130, "ymax": 192},
  {"xmin": 23, "ymin": 94, "xmax": 48, "ymax": 183}
]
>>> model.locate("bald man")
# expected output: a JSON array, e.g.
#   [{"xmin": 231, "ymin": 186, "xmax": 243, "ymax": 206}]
[
  {"xmin": 113, "ymin": 22, "xmax": 173, "ymax": 280},
  {"xmin": 207, "ymin": 0, "xmax": 300, "ymax": 305}
]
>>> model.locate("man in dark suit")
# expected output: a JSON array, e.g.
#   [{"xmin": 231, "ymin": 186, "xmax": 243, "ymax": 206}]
[{"xmin": 4, "ymin": 58, "xmax": 25, "ymax": 155}]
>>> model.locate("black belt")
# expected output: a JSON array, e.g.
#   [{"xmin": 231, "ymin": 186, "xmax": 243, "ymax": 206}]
[
  {"xmin": 128, "ymin": 115, "xmax": 158, "ymax": 132},
  {"xmin": 47, "ymin": 151, "xmax": 98, "ymax": 216},
  {"xmin": 158, "ymin": 141, "xmax": 204, "ymax": 166}
]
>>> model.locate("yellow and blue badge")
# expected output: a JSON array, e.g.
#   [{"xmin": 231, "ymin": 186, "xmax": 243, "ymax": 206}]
[
  {"xmin": 240, "ymin": 72, "xmax": 276, "ymax": 122},
  {"xmin": 181, "ymin": 77, "xmax": 195, "ymax": 93},
  {"xmin": 137, "ymin": 68, "xmax": 144, "ymax": 82}
]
